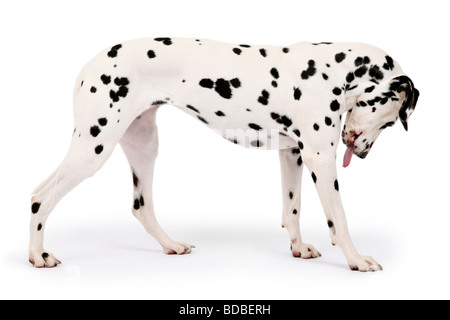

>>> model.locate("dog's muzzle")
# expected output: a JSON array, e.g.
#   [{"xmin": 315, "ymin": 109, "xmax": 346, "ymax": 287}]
[{"xmin": 342, "ymin": 132, "xmax": 369, "ymax": 167}]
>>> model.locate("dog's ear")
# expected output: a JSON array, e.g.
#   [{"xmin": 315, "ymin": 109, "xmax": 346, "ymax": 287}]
[{"xmin": 389, "ymin": 75, "xmax": 420, "ymax": 131}]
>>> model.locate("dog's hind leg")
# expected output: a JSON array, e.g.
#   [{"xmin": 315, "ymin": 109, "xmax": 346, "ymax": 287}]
[
  {"xmin": 29, "ymin": 124, "xmax": 125, "ymax": 267},
  {"xmin": 279, "ymin": 147, "xmax": 321, "ymax": 259},
  {"xmin": 120, "ymin": 106, "xmax": 194, "ymax": 255},
  {"xmin": 29, "ymin": 75, "xmax": 141, "ymax": 267}
]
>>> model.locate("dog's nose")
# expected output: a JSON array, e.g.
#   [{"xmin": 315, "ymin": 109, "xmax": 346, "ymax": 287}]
[{"xmin": 357, "ymin": 150, "xmax": 369, "ymax": 159}]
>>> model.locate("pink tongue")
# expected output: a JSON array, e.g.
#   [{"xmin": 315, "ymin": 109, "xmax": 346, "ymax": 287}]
[{"xmin": 343, "ymin": 145, "xmax": 354, "ymax": 168}]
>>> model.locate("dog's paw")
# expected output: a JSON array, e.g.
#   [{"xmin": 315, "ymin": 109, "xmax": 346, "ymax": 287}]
[
  {"xmin": 29, "ymin": 251, "xmax": 61, "ymax": 268},
  {"xmin": 349, "ymin": 256, "xmax": 382, "ymax": 272},
  {"xmin": 290, "ymin": 242, "xmax": 321, "ymax": 259},
  {"xmin": 163, "ymin": 241, "xmax": 195, "ymax": 255}
]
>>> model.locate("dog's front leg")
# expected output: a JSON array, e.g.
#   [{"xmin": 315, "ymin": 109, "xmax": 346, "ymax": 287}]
[
  {"xmin": 279, "ymin": 147, "xmax": 321, "ymax": 259},
  {"xmin": 302, "ymin": 153, "xmax": 382, "ymax": 272}
]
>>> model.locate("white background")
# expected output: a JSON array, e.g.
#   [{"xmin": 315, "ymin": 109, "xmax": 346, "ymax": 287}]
[{"xmin": 0, "ymin": 0, "xmax": 448, "ymax": 300}]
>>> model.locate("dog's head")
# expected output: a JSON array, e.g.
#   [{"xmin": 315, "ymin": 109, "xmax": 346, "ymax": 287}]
[{"xmin": 342, "ymin": 75, "xmax": 419, "ymax": 167}]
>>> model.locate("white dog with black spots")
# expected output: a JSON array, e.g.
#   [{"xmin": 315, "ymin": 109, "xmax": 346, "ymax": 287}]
[{"xmin": 30, "ymin": 37, "xmax": 419, "ymax": 271}]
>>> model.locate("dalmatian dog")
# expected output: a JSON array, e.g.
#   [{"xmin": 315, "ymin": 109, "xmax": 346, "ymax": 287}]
[{"xmin": 29, "ymin": 38, "xmax": 419, "ymax": 271}]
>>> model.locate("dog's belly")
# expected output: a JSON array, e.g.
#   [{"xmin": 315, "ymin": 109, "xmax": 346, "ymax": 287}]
[
  {"xmin": 166, "ymin": 89, "xmax": 300, "ymax": 150},
  {"xmin": 181, "ymin": 110, "xmax": 299, "ymax": 150}
]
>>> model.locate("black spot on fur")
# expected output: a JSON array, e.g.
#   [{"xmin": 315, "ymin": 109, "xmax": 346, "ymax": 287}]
[
  {"xmin": 293, "ymin": 87, "xmax": 302, "ymax": 100},
  {"xmin": 151, "ymin": 100, "xmax": 167, "ymax": 106},
  {"xmin": 355, "ymin": 66, "xmax": 368, "ymax": 78},
  {"xmin": 134, "ymin": 199, "xmax": 140, "ymax": 210},
  {"xmin": 37, "ymin": 223, "xmax": 42, "ymax": 231},
  {"xmin": 346, "ymin": 72, "xmax": 355, "ymax": 83},
  {"xmin": 249, "ymin": 123, "xmax": 263, "ymax": 130},
  {"xmin": 95, "ymin": 145, "xmax": 104, "ymax": 154},
  {"xmin": 197, "ymin": 116, "xmax": 209, "ymax": 125},
  {"xmin": 90, "ymin": 86, "xmax": 97, "ymax": 93},
  {"xmin": 258, "ymin": 90, "xmax": 270, "ymax": 105},
  {"xmin": 332, "ymin": 87, "xmax": 342, "ymax": 95},
  {"xmin": 311, "ymin": 172, "xmax": 317, "ymax": 183},
  {"xmin": 90, "ymin": 126, "xmax": 101, "ymax": 137},
  {"xmin": 271, "ymin": 112, "xmax": 292, "ymax": 128},
  {"xmin": 365, "ymin": 86, "xmax": 376, "ymax": 93},
  {"xmin": 313, "ymin": 123, "xmax": 320, "ymax": 131},
  {"xmin": 283, "ymin": 48, "xmax": 289, "ymax": 53},
  {"xmin": 293, "ymin": 129, "xmax": 301, "ymax": 137},
  {"xmin": 259, "ymin": 48, "xmax": 267, "ymax": 57},
  {"xmin": 147, "ymin": 50, "xmax": 156, "ymax": 59},
  {"xmin": 101, "ymin": 74, "xmax": 111, "ymax": 85},
  {"xmin": 98, "ymin": 118, "xmax": 107, "ymax": 126},
  {"xmin": 357, "ymin": 101, "xmax": 367, "ymax": 107},
  {"xmin": 330, "ymin": 100, "xmax": 340, "ymax": 112},
  {"xmin": 380, "ymin": 121, "xmax": 395, "ymax": 129},
  {"xmin": 335, "ymin": 52, "xmax": 346, "ymax": 63},
  {"xmin": 214, "ymin": 78, "xmax": 233, "ymax": 99},
  {"xmin": 230, "ymin": 78, "xmax": 241, "ymax": 88},
  {"xmin": 383, "ymin": 56, "xmax": 394, "ymax": 70},
  {"xmin": 334, "ymin": 179, "xmax": 339, "ymax": 191},
  {"xmin": 369, "ymin": 65, "xmax": 384, "ymax": 80},
  {"xmin": 139, "ymin": 195, "xmax": 145, "ymax": 207},
  {"xmin": 270, "ymin": 112, "xmax": 279, "ymax": 120},
  {"xmin": 215, "ymin": 110, "xmax": 225, "ymax": 117},
  {"xmin": 232, "ymin": 48, "xmax": 242, "ymax": 55},
  {"xmin": 327, "ymin": 220, "xmax": 334, "ymax": 228},
  {"xmin": 31, "ymin": 202, "xmax": 41, "ymax": 214},
  {"xmin": 289, "ymin": 191, "xmax": 293, "ymax": 200},
  {"xmin": 109, "ymin": 89, "xmax": 123, "ymax": 102},
  {"xmin": 292, "ymin": 209, "xmax": 298, "ymax": 215},
  {"xmin": 114, "ymin": 77, "xmax": 129, "ymax": 87},
  {"xmin": 42, "ymin": 252, "xmax": 49, "ymax": 259},
  {"xmin": 281, "ymin": 116, "xmax": 292, "ymax": 127},
  {"xmin": 107, "ymin": 44, "xmax": 122, "ymax": 58},
  {"xmin": 133, "ymin": 172, "xmax": 139, "ymax": 188},
  {"xmin": 199, "ymin": 78, "xmax": 240, "ymax": 99},
  {"xmin": 109, "ymin": 77, "xmax": 130, "ymax": 103},
  {"xmin": 154, "ymin": 37, "xmax": 172, "ymax": 46},
  {"xmin": 322, "ymin": 73, "xmax": 329, "ymax": 80},
  {"xmin": 270, "ymin": 68, "xmax": 279, "ymax": 79},
  {"xmin": 355, "ymin": 56, "xmax": 371, "ymax": 66},
  {"xmin": 301, "ymin": 60, "xmax": 316, "ymax": 80},
  {"xmin": 199, "ymin": 78, "xmax": 214, "ymax": 89}
]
